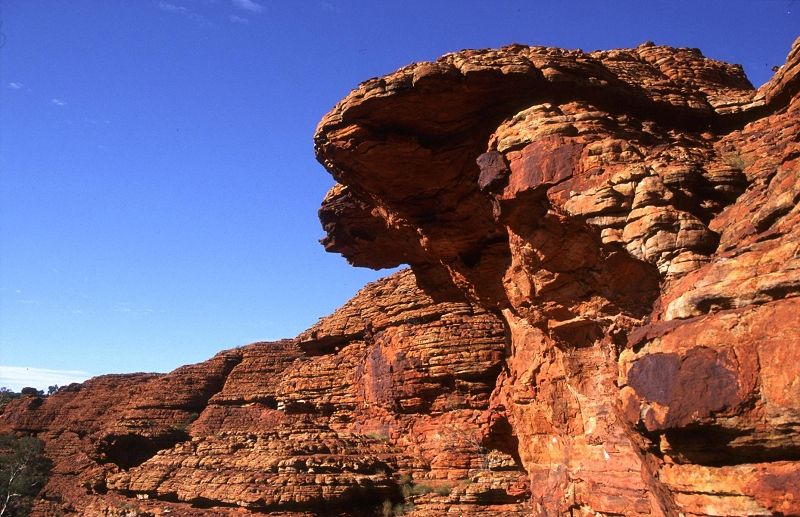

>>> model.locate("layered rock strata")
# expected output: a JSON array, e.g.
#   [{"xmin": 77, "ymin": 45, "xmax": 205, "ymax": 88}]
[
  {"xmin": 1, "ymin": 39, "xmax": 799, "ymax": 516},
  {"xmin": 314, "ymin": 39, "xmax": 800, "ymax": 516},
  {"xmin": 1, "ymin": 271, "xmax": 530, "ymax": 515}
]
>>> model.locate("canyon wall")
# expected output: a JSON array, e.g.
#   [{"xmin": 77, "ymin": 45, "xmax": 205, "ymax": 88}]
[
  {"xmin": 2, "ymin": 39, "xmax": 799, "ymax": 516},
  {"xmin": 314, "ymin": 37, "xmax": 800, "ymax": 516}
]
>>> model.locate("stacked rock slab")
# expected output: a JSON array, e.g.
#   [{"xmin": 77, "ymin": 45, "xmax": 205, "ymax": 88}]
[
  {"xmin": 314, "ymin": 39, "xmax": 800, "ymax": 516},
  {"xmin": 0, "ymin": 271, "xmax": 530, "ymax": 515},
  {"xmin": 1, "ymin": 39, "xmax": 798, "ymax": 516}
]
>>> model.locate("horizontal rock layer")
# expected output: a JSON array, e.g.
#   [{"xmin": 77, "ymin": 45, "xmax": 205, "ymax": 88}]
[
  {"xmin": 2, "ymin": 38, "xmax": 799, "ymax": 516},
  {"xmin": 314, "ymin": 38, "xmax": 800, "ymax": 516},
  {"xmin": 1, "ymin": 271, "xmax": 529, "ymax": 515}
]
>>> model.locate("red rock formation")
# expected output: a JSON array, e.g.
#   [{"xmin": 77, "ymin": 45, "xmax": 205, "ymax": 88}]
[
  {"xmin": 314, "ymin": 38, "xmax": 800, "ymax": 516},
  {"xmin": 1, "ymin": 272, "xmax": 529, "ymax": 515},
  {"xmin": 2, "ymin": 38, "xmax": 798, "ymax": 516}
]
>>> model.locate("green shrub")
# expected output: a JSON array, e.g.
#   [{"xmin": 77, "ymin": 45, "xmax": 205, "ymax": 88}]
[
  {"xmin": 433, "ymin": 483, "xmax": 453, "ymax": 496},
  {"xmin": 365, "ymin": 432, "xmax": 389, "ymax": 442},
  {"xmin": 0, "ymin": 389, "xmax": 20, "ymax": 411},
  {"xmin": 398, "ymin": 474, "xmax": 452, "ymax": 498},
  {"xmin": 723, "ymin": 151, "xmax": 753, "ymax": 171},
  {"xmin": 409, "ymin": 483, "xmax": 434, "ymax": 496},
  {"xmin": 0, "ymin": 434, "xmax": 52, "ymax": 516},
  {"xmin": 380, "ymin": 499, "xmax": 414, "ymax": 516}
]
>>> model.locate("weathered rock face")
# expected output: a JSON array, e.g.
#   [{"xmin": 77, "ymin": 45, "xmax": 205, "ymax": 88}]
[
  {"xmin": 314, "ymin": 38, "xmax": 800, "ymax": 516},
  {"xmin": 2, "ymin": 39, "xmax": 798, "ymax": 516},
  {"xmin": 1, "ymin": 271, "xmax": 530, "ymax": 515}
]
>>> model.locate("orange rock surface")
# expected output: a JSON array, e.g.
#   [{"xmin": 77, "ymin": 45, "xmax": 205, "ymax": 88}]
[
  {"xmin": 314, "ymin": 38, "xmax": 800, "ymax": 516},
  {"xmin": 2, "ymin": 38, "xmax": 799, "ymax": 516},
  {"xmin": 1, "ymin": 272, "xmax": 528, "ymax": 515}
]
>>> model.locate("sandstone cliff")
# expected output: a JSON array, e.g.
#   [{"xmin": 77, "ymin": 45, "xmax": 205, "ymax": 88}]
[{"xmin": 2, "ymin": 38, "xmax": 799, "ymax": 516}]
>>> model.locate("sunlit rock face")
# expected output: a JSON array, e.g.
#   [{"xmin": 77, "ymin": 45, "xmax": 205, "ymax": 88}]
[
  {"xmin": 2, "ymin": 39, "xmax": 799, "ymax": 516},
  {"xmin": 0, "ymin": 271, "xmax": 531, "ymax": 515},
  {"xmin": 315, "ymin": 38, "xmax": 800, "ymax": 516}
]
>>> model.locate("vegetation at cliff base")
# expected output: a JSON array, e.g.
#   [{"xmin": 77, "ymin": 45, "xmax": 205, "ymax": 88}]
[{"xmin": 0, "ymin": 434, "xmax": 52, "ymax": 517}]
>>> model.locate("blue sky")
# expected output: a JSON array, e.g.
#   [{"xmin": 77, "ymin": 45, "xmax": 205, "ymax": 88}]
[{"xmin": 0, "ymin": 1, "xmax": 797, "ymax": 390}]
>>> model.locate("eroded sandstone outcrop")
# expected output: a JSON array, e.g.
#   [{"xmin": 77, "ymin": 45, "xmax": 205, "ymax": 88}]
[
  {"xmin": 1, "ymin": 272, "xmax": 529, "ymax": 515},
  {"xmin": 314, "ymin": 39, "xmax": 800, "ymax": 516},
  {"xmin": 1, "ymin": 39, "xmax": 798, "ymax": 516}
]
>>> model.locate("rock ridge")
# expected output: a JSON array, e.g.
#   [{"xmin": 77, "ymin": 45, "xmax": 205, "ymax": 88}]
[{"xmin": 314, "ymin": 38, "xmax": 800, "ymax": 516}]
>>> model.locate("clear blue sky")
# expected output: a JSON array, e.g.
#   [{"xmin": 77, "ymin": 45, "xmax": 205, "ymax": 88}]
[{"xmin": 0, "ymin": 1, "xmax": 797, "ymax": 390}]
